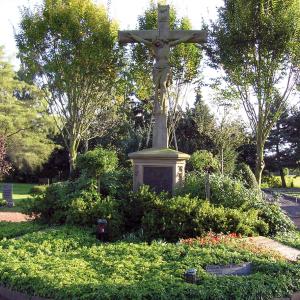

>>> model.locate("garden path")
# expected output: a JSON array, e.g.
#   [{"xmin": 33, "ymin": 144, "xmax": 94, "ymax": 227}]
[
  {"xmin": 0, "ymin": 212, "xmax": 33, "ymax": 222},
  {"xmin": 264, "ymin": 190, "xmax": 300, "ymax": 229}
]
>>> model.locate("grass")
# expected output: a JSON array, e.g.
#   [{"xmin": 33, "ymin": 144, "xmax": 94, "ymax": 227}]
[
  {"xmin": 0, "ymin": 225, "xmax": 299, "ymax": 300},
  {"xmin": 0, "ymin": 183, "xmax": 35, "ymax": 212}
]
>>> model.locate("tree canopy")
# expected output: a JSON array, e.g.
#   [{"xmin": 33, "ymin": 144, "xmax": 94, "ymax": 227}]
[{"xmin": 16, "ymin": 0, "xmax": 121, "ymax": 174}]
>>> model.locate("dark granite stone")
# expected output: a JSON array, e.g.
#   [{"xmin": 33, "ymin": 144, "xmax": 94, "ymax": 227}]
[
  {"xmin": 206, "ymin": 262, "xmax": 252, "ymax": 276},
  {"xmin": 143, "ymin": 166, "xmax": 173, "ymax": 193}
]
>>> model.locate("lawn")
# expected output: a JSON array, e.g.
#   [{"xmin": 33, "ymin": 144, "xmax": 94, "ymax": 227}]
[
  {"xmin": 0, "ymin": 225, "xmax": 300, "ymax": 300},
  {"xmin": 0, "ymin": 183, "xmax": 35, "ymax": 212}
]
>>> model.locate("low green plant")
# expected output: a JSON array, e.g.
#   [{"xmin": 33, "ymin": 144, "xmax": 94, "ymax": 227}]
[
  {"xmin": 275, "ymin": 231, "xmax": 300, "ymax": 249},
  {"xmin": 0, "ymin": 221, "xmax": 47, "ymax": 239},
  {"xmin": 0, "ymin": 226, "xmax": 299, "ymax": 300}
]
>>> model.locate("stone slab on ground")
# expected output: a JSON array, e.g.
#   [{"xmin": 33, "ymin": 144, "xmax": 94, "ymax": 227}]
[
  {"xmin": 0, "ymin": 212, "xmax": 33, "ymax": 222},
  {"xmin": 248, "ymin": 236, "xmax": 300, "ymax": 261}
]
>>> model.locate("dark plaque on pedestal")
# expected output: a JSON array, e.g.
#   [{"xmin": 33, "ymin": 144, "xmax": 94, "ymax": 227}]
[{"xmin": 143, "ymin": 166, "xmax": 173, "ymax": 193}]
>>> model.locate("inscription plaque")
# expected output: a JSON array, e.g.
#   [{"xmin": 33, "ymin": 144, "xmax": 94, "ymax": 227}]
[
  {"xmin": 206, "ymin": 262, "xmax": 252, "ymax": 276},
  {"xmin": 143, "ymin": 166, "xmax": 173, "ymax": 193}
]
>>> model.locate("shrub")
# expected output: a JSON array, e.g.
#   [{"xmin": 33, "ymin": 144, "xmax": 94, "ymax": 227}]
[
  {"xmin": 255, "ymin": 202, "xmax": 295, "ymax": 235},
  {"xmin": 189, "ymin": 150, "xmax": 220, "ymax": 173},
  {"xmin": 178, "ymin": 172, "xmax": 262, "ymax": 209},
  {"xmin": 130, "ymin": 186, "xmax": 268, "ymax": 241},
  {"xmin": 262, "ymin": 176, "xmax": 282, "ymax": 188},
  {"xmin": 0, "ymin": 198, "xmax": 6, "ymax": 207},
  {"xmin": 76, "ymin": 147, "xmax": 118, "ymax": 179},
  {"xmin": 234, "ymin": 163, "xmax": 258, "ymax": 190},
  {"xmin": 24, "ymin": 176, "xmax": 123, "ymax": 240},
  {"xmin": 29, "ymin": 185, "xmax": 48, "ymax": 196}
]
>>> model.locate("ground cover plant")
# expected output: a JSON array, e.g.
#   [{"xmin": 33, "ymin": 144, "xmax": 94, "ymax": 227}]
[
  {"xmin": 275, "ymin": 231, "xmax": 300, "ymax": 250},
  {"xmin": 0, "ymin": 226, "xmax": 300, "ymax": 300},
  {"xmin": 0, "ymin": 183, "xmax": 34, "ymax": 212},
  {"xmin": 0, "ymin": 221, "xmax": 47, "ymax": 239}
]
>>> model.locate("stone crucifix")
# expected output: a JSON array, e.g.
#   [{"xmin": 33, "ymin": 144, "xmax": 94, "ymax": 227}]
[{"xmin": 119, "ymin": 5, "xmax": 207, "ymax": 148}]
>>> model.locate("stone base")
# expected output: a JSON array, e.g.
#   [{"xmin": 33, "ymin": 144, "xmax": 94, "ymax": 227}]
[{"xmin": 128, "ymin": 148, "xmax": 190, "ymax": 193}]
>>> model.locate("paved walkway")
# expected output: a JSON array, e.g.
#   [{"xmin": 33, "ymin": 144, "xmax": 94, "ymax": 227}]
[
  {"xmin": 264, "ymin": 190, "xmax": 300, "ymax": 229},
  {"xmin": 0, "ymin": 212, "xmax": 33, "ymax": 222},
  {"xmin": 248, "ymin": 236, "xmax": 300, "ymax": 261}
]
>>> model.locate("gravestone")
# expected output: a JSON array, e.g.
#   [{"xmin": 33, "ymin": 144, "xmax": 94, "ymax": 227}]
[
  {"xmin": 119, "ymin": 5, "xmax": 207, "ymax": 193},
  {"xmin": 2, "ymin": 183, "xmax": 14, "ymax": 207},
  {"xmin": 206, "ymin": 262, "xmax": 252, "ymax": 276}
]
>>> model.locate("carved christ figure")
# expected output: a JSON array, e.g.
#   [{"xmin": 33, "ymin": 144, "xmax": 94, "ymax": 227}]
[{"xmin": 127, "ymin": 32, "xmax": 198, "ymax": 114}]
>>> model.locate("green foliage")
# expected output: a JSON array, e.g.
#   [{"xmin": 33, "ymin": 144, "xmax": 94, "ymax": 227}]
[
  {"xmin": 29, "ymin": 185, "xmax": 48, "ymax": 196},
  {"xmin": 262, "ymin": 176, "xmax": 282, "ymax": 188},
  {"xmin": 0, "ymin": 199, "xmax": 6, "ymax": 207},
  {"xmin": 24, "ymin": 177, "xmax": 123, "ymax": 240},
  {"xmin": 0, "ymin": 226, "xmax": 299, "ymax": 299},
  {"xmin": 234, "ymin": 163, "xmax": 258, "ymax": 189},
  {"xmin": 0, "ymin": 47, "xmax": 55, "ymax": 175},
  {"xmin": 275, "ymin": 230, "xmax": 300, "ymax": 250},
  {"xmin": 255, "ymin": 202, "xmax": 295, "ymax": 235},
  {"xmin": 16, "ymin": 0, "xmax": 121, "ymax": 172},
  {"xmin": 178, "ymin": 172, "xmax": 261, "ymax": 209},
  {"xmin": 76, "ymin": 147, "xmax": 118, "ymax": 178},
  {"xmin": 0, "ymin": 221, "xmax": 47, "ymax": 239},
  {"xmin": 208, "ymin": 0, "xmax": 300, "ymax": 186},
  {"xmin": 127, "ymin": 186, "xmax": 268, "ymax": 241},
  {"xmin": 189, "ymin": 150, "xmax": 220, "ymax": 173}
]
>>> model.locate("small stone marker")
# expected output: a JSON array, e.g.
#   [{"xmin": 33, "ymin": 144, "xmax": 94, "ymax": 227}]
[
  {"xmin": 206, "ymin": 262, "xmax": 252, "ymax": 276},
  {"xmin": 2, "ymin": 183, "xmax": 14, "ymax": 207}
]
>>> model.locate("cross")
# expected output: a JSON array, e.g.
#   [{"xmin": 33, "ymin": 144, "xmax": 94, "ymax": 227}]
[{"xmin": 119, "ymin": 5, "xmax": 207, "ymax": 149}]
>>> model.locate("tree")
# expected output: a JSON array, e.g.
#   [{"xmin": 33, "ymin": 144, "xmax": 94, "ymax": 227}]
[
  {"xmin": 266, "ymin": 106, "xmax": 300, "ymax": 186},
  {"xmin": 16, "ymin": 0, "xmax": 121, "ymax": 174},
  {"xmin": 208, "ymin": 0, "xmax": 300, "ymax": 186},
  {"xmin": 0, "ymin": 47, "xmax": 55, "ymax": 176},
  {"xmin": 0, "ymin": 136, "xmax": 12, "ymax": 178}
]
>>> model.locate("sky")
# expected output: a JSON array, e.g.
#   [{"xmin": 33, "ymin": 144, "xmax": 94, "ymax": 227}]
[{"xmin": 0, "ymin": 0, "xmax": 223, "ymax": 65}]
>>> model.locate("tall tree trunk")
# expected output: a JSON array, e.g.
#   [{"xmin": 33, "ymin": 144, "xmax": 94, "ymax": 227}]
[
  {"xmin": 69, "ymin": 138, "xmax": 78, "ymax": 177},
  {"xmin": 255, "ymin": 139, "xmax": 265, "ymax": 188},
  {"xmin": 275, "ymin": 140, "xmax": 287, "ymax": 188},
  {"xmin": 279, "ymin": 168, "xmax": 287, "ymax": 188}
]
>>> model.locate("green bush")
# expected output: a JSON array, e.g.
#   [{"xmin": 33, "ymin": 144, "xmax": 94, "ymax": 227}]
[
  {"xmin": 262, "ymin": 176, "xmax": 282, "ymax": 188},
  {"xmin": 255, "ymin": 202, "xmax": 295, "ymax": 235},
  {"xmin": 234, "ymin": 163, "xmax": 258, "ymax": 190},
  {"xmin": 0, "ymin": 198, "xmax": 6, "ymax": 207},
  {"xmin": 24, "ymin": 177, "xmax": 123, "ymax": 240},
  {"xmin": 29, "ymin": 185, "xmax": 48, "ymax": 196},
  {"xmin": 130, "ymin": 186, "xmax": 268, "ymax": 241},
  {"xmin": 76, "ymin": 147, "xmax": 118, "ymax": 178},
  {"xmin": 178, "ymin": 172, "xmax": 262, "ymax": 209},
  {"xmin": 189, "ymin": 150, "xmax": 220, "ymax": 173}
]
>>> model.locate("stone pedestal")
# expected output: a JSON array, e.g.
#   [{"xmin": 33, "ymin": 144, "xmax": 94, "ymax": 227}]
[{"xmin": 128, "ymin": 148, "xmax": 190, "ymax": 193}]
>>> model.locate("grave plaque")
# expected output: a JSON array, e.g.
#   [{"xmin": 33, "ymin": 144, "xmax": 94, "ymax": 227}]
[
  {"xmin": 143, "ymin": 166, "xmax": 173, "ymax": 193},
  {"xmin": 206, "ymin": 262, "xmax": 252, "ymax": 276},
  {"xmin": 3, "ymin": 183, "xmax": 14, "ymax": 207}
]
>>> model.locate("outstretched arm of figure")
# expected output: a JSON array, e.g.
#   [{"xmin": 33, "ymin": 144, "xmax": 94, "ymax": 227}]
[
  {"xmin": 127, "ymin": 33, "xmax": 152, "ymax": 47},
  {"xmin": 169, "ymin": 33, "xmax": 198, "ymax": 47}
]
